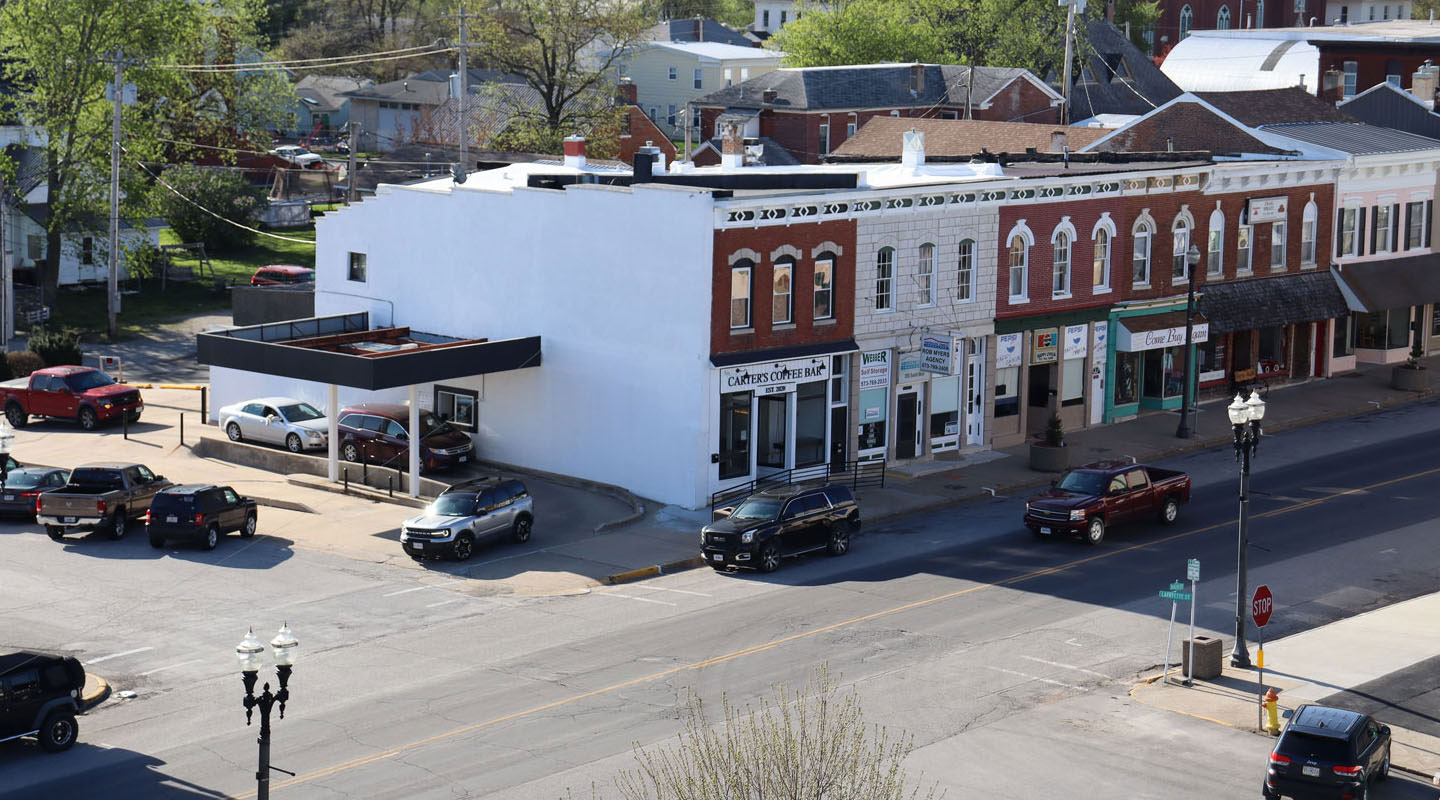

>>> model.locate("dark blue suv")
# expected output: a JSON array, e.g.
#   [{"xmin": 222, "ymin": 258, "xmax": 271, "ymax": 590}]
[{"xmin": 1264, "ymin": 704, "xmax": 1390, "ymax": 799}]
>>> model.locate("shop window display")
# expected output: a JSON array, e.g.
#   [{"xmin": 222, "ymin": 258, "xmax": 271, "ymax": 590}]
[
  {"xmin": 1257, "ymin": 326, "xmax": 1289, "ymax": 374},
  {"xmin": 1333, "ymin": 315, "xmax": 1356, "ymax": 358},
  {"xmin": 1355, "ymin": 309, "xmax": 1411, "ymax": 350},
  {"xmin": 1114, "ymin": 352, "xmax": 1139, "ymax": 406},
  {"xmin": 994, "ymin": 366, "xmax": 1019, "ymax": 418}
]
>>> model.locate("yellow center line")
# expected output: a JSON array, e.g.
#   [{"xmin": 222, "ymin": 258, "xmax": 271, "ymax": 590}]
[{"xmin": 241, "ymin": 463, "xmax": 1440, "ymax": 798}]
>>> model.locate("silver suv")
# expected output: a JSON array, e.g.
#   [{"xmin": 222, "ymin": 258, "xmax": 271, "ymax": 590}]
[{"xmin": 400, "ymin": 478, "xmax": 533, "ymax": 561}]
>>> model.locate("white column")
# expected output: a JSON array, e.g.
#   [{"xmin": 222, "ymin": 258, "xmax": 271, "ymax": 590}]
[
  {"xmin": 327, "ymin": 383, "xmax": 339, "ymax": 482},
  {"xmin": 786, "ymin": 390, "xmax": 798, "ymax": 470},
  {"xmin": 408, "ymin": 384, "xmax": 421, "ymax": 497}
]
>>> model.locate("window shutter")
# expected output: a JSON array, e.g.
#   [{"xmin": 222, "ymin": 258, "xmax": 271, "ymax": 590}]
[
  {"xmin": 1357, "ymin": 206, "xmax": 1367, "ymax": 255},
  {"xmin": 1428, "ymin": 200, "xmax": 1434, "ymax": 248},
  {"xmin": 1335, "ymin": 208, "xmax": 1344, "ymax": 256},
  {"xmin": 1369, "ymin": 206, "xmax": 1379, "ymax": 255},
  {"xmin": 1405, "ymin": 204, "xmax": 1413, "ymax": 250},
  {"xmin": 1391, "ymin": 203, "xmax": 1400, "ymax": 251}
]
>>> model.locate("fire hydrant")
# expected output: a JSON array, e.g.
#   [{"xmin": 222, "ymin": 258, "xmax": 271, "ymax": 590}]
[{"xmin": 1263, "ymin": 688, "xmax": 1281, "ymax": 736}]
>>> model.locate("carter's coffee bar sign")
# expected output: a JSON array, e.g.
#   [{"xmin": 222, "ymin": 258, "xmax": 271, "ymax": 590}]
[
  {"xmin": 721, "ymin": 356, "xmax": 830, "ymax": 395},
  {"xmin": 1118, "ymin": 321, "xmax": 1209, "ymax": 352}
]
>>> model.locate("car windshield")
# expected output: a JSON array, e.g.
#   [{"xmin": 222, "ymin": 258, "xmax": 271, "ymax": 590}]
[
  {"xmin": 1279, "ymin": 732, "xmax": 1351, "ymax": 763},
  {"xmin": 279, "ymin": 403, "xmax": 323, "ymax": 422},
  {"xmin": 66, "ymin": 371, "xmax": 116, "ymax": 391},
  {"xmin": 68, "ymin": 468, "xmax": 123, "ymax": 490},
  {"xmin": 1056, "ymin": 471, "xmax": 1106, "ymax": 495},
  {"xmin": 3, "ymin": 472, "xmax": 46, "ymax": 489},
  {"xmin": 419, "ymin": 411, "xmax": 451, "ymax": 438},
  {"xmin": 430, "ymin": 495, "xmax": 475, "ymax": 516},
  {"xmin": 730, "ymin": 497, "xmax": 782, "ymax": 521}
]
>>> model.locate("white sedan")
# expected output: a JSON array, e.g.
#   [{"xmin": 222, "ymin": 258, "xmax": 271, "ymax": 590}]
[
  {"xmin": 269, "ymin": 144, "xmax": 324, "ymax": 169},
  {"xmin": 219, "ymin": 397, "xmax": 328, "ymax": 452}
]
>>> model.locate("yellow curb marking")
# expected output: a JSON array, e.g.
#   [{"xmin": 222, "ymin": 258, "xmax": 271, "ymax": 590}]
[{"xmin": 241, "ymin": 463, "xmax": 1440, "ymax": 799}]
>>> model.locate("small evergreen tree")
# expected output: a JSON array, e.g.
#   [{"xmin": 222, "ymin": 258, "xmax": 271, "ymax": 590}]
[
  {"xmin": 28, "ymin": 326, "xmax": 83, "ymax": 367},
  {"xmin": 1044, "ymin": 412, "xmax": 1066, "ymax": 447}
]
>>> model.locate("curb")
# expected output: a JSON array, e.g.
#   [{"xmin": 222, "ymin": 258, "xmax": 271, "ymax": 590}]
[
  {"xmin": 606, "ymin": 555, "xmax": 708, "ymax": 585},
  {"xmin": 247, "ymin": 495, "xmax": 315, "ymax": 514},
  {"xmin": 470, "ymin": 457, "xmax": 647, "ymax": 533},
  {"xmin": 81, "ymin": 674, "xmax": 111, "ymax": 711},
  {"xmin": 284, "ymin": 474, "xmax": 429, "ymax": 509}
]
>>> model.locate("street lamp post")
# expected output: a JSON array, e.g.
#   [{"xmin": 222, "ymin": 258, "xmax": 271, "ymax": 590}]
[
  {"xmin": 1176, "ymin": 244, "xmax": 1203, "ymax": 439},
  {"xmin": 1228, "ymin": 391, "xmax": 1265, "ymax": 668},
  {"xmin": 0, "ymin": 417, "xmax": 14, "ymax": 491},
  {"xmin": 237, "ymin": 623, "xmax": 300, "ymax": 800}
]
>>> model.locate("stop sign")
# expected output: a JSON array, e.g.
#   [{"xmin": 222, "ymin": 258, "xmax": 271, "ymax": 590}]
[{"xmin": 1252, "ymin": 585, "xmax": 1274, "ymax": 628}]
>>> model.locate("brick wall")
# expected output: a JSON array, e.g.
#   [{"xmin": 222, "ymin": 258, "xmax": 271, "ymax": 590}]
[
  {"xmin": 1319, "ymin": 47, "xmax": 1440, "ymax": 98},
  {"xmin": 1090, "ymin": 102, "xmax": 1287, "ymax": 155}
]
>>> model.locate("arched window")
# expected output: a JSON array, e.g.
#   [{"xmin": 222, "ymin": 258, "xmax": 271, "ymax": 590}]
[
  {"xmin": 956, "ymin": 239, "xmax": 976, "ymax": 302},
  {"xmin": 1207, "ymin": 207, "xmax": 1225, "ymax": 277},
  {"xmin": 1132, "ymin": 219, "xmax": 1152, "ymax": 286},
  {"xmin": 917, "ymin": 243, "xmax": 936, "ymax": 306},
  {"xmin": 772, "ymin": 256, "xmax": 794, "ymax": 324},
  {"xmin": 1217, "ymin": 5, "xmax": 1231, "ymax": 28},
  {"xmin": 1301, "ymin": 200, "xmax": 1318, "ymax": 265},
  {"xmin": 1092, "ymin": 227, "xmax": 1112, "ymax": 290},
  {"xmin": 730, "ymin": 258, "xmax": 753, "ymax": 329},
  {"xmin": 1007, "ymin": 222, "xmax": 1033, "ymax": 302},
  {"xmin": 875, "ymin": 247, "xmax": 894, "ymax": 311},
  {"xmin": 1052, "ymin": 224, "xmax": 1073, "ymax": 297},
  {"xmin": 813, "ymin": 253, "xmax": 835, "ymax": 320},
  {"xmin": 1172, "ymin": 215, "xmax": 1191, "ymax": 279},
  {"xmin": 1179, "ymin": 5, "xmax": 1193, "ymax": 38}
]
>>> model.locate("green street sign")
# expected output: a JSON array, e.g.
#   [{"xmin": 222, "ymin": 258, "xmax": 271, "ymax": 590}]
[{"xmin": 1159, "ymin": 589, "xmax": 1193, "ymax": 601}]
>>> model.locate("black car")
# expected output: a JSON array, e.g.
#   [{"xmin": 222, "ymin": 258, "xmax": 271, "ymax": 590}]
[
  {"xmin": 0, "ymin": 467, "xmax": 68, "ymax": 516},
  {"xmin": 146, "ymin": 484, "xmax": 258, "ymax": 550},
  {"xmin": 1264, "ymin": 704, "xmax": 1391, "ymax": 800},
  {"xmin": 0, "ymin": 651, "xmax": 86, "ymax": 752},
  {"xmin": 701, "ymin": 484, "xmax": 860, "ymax": 573}
]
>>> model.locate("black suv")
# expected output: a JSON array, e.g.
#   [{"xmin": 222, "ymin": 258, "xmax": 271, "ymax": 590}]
[
  {"xmin": 146, "ymin": 484, "xmax": 258, "ymax": 550},
  {"xmin": 0, "ymin": 652, "xmax": 86, "ymax": 752},
  {"xmin": 1264, "ymin": 703, "xmax": 1391, "ymax": 800},
  {"xmin": 701, "ymin": 484, "xmax": 860, "ymax": 573}
]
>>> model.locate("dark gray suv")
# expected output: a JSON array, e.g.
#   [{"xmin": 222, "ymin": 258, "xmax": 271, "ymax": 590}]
[
  {"xmin": 400, "ymin": 478, "xmax": 533, "ymax": 561},
  {"xmin": 1264, "ymin": 704, "xmax": 1390, "ymax": 799}
]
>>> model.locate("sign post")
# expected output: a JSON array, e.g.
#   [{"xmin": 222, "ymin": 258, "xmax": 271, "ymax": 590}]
[
  {"xmin": 1159, "ymin": 579, "xmax": 1193, "ymax": 684},
  {"xmin": 1252, "ymin": 584, "xmax": 1273, "ymax": 728},
  {"xmin": 1185, "ymin": 558, "xmax": 1200, "ymax": 685}
]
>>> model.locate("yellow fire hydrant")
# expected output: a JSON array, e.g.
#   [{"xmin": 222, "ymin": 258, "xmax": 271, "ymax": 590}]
[{"xmin": 1263, "ymin": 688, "xmax": 1281, "ymax": 736}]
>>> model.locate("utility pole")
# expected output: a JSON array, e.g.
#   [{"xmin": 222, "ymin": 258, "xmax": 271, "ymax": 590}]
[
  {"xmin": 347, "ymin": 122, "xmax": 359, "ymax": 203},
  {"xmin": 0, "ymin": 173, "xmax": 11, "ymax": 349},
  {"xmin": 1060, "ymin": 0, "xmax": 1083, "ymax": 125},
  {"xmin": 102, "ymin": 49, "xmax": 136, "ymax": 341},
  {"xmin": 683, "ymin": 102, "xmax": 693, "ymax": 163},
  {"xmin": 447, "ymin": 1, "xmax": 477, "ymax": 183}
]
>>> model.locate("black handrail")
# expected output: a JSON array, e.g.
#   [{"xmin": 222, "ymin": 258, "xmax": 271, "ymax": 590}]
[{"xmin": 710, "ymin": 458, "xmax": 886, "ymax": 513}]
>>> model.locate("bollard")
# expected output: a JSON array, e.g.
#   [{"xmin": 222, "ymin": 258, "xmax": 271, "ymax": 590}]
[
  {"xmin": 200, "ymin": 386, "xmax": 207, "ymax": 423},
  {"xmin": 123, "ymin": 410, "xmax": 129, "ymax": 441},
  {"xmin": 343, "ymin": 467, "xmax": 349, "ymax": 492},
  {"xmin": 178, "ymin": 413, "xmax": 183, "ymax": 446},
  {"xmin": 387, "ymin": 475, "xmax": 393, "ymax": 498}
]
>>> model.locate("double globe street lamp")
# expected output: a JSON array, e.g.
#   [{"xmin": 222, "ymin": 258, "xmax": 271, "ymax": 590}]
[
  {"xmin": 236, "ymin": 623, "xmax": 300, "ymax": 800},
  {"xmin": 1227, "ymin": 391, "xmax": 1266, "ymax": 668}
]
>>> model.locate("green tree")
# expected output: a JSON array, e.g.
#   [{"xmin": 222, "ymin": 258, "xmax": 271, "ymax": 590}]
[
  {"xmin": 1115, "ymin": 0, "xmax": 1160, "ymax": 53},
  {"xmin": 152, "ymin": 164, "xmax": 268, "ymax": 252},
  {"xmin": 648, "ymin": 0, "xmax": 754, "ymax": 28}
]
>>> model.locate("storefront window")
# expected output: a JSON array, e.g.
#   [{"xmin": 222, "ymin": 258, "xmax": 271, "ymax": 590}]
[
  {"xmin": 1198, "ymin": 336, "xmax": 1226, "ymax": 382},
  {"xmin": 1142, "ymin": 347, "xmax": 1183, "ymax": 399},
  {"xmin": 1114, "ymin": 352, "xmax": 1139, "ymax": 406},
  {"xmin": 1355, "ymin": 309, "xmax": 1411, "ymax": 350},
  {"xmin": 795, "ymin": 382, "xmax": 827, "ymax": 467},
  {"xmin": 1232, "ymin": 330, "xmax": 1254, "ymax": 371},
  {"xmin": 830, "ymin": 355, "xmax": 848, "ymax": 404},
  {"xmin": 994, "ymin": 366, "xmax": 1019, "ymax": 418},
  {"xmin": 1061, "ymin": 358, "xmax": 1085, "ymax": 407},
  {"xmin": 1432, "ymin": 307, "xmax": 1440, "ymax": 338},
  {"xmin": 1258, "ymin": 326, "xmax": 1289, "ymax": 373},
  {"xmin": 1333, "ymin": 315, "xmax": 1355, "ymax": 358},
  {"xmin": 757, "ymin": 395, "xmax": 786, "ymax": 468},
  {"xmin": 718, "ymin": 391, "xmax": 751, "ymax": 479},
  {"xmin": 930, "ymin": 375, "xmax": 961, "ymax": 439},
  {"xmin": 858, "ymin": 387, "xmax": 888, "ymax": 451}
]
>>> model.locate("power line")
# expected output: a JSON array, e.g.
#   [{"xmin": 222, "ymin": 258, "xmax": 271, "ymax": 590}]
[
  {"xmin": 126, "ymin": 146, "xmax": 318, "ymax": 245},
  {"xmin": 162, "ymin": 41, "xmax": 452, "ymax": 72}
]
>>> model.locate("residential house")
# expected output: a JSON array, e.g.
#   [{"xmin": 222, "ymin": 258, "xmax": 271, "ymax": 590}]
[
  {"xmin": 646, "ymin": 17, "xmax": 755, "ymax": 48},
  {"xmin": 293, "ymin": 75, "xmax": 372, "ymax": 140},
  {"xmin": 750, "ymin": 0, "xmax": 822, "ymax": 38},
  {"xmin": 342, "ymin": 69, "xmax": 526, "ymax": 152},
  {"xmin": 828, "ymin": 118, "xmax": 1110, "ymax": 161},
  {"xmin": 623, "ymin": 41, "xmax": 782, "ymax": 139}
]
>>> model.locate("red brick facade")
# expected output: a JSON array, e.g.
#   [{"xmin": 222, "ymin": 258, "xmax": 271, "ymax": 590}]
[
  {"xmin": 710, "ymin": 220, "xmax": 857, "ymax": 356},
  {"xmin": 617, "ymin": 106, "xmax": 678, "ymax": 165},
  {"xmin": 1318, "ymin": 46, "xmax": 1440, "ymax": 100}
]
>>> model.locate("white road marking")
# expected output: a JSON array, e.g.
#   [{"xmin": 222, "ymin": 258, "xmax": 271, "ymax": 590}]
[
  {"xmin": 987, "ymin": 666, "xmax": 1083, "ymax": 691},
  {"xmin": 138, "ymin": 659, "xmax": 200, "ymax": 677},
  {"xmin": 1064, "ymin": 638, "xmax": 1083, "ymax": 647},
  {"xmin": 1380, "ymin": 548, "xmax": 1399, "ymax": 555},
  {"xmin": 596, "ymin": 592, "xmax": 676, "ymax": 606},
  {"xmin": 640, "ymin": 585, "xmax": 711, "ymax": 597},
  {"xmin": 86, "ymin": 647, "xmax": 153, "ymax": 665},
  {"xmin": 1021, "ymin": 655, "xmax": 1111, "ymax": 679},
  {"xmin": 425, "ymin": 598, "xmax": 464, "ymax": 608},
  {"xmin": 382, "ymin": 586, "xmax": 430, "ymax": 597}
]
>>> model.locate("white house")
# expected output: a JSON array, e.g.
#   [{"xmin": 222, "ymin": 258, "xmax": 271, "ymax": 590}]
[{"xmin": 623, "ymin": 41, "xmax": 782, "ymax": 139}]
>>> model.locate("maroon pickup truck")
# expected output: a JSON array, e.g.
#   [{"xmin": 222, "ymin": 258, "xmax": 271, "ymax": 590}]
[
  {"xmin": 1023, "ymin": 460, "xmax": 1191, "ymax": 545},
  {"xmin": 0, "ymin": 366, "xmax": 144, "ymax": 431}
]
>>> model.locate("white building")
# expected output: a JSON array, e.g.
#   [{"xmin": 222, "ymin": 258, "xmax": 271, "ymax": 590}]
[{"xmin": 622, "ymin": 41, "xmax": 783, "ymax": 139}]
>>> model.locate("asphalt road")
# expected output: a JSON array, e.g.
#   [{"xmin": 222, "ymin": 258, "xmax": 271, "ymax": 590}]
[{"xmin": 3, "ymin": 398, "xmax": 1439, "ymax": 799}]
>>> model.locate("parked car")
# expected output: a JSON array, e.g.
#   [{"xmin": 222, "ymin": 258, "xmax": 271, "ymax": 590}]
[
  {"xmin": 0, "ymin": 467, "xmax": 68, "ymax": 517},
  {"xmin": 269, "ymin": 144, "xmax": 324, "ymax": 169},
  {"xmin": 701, "ymin": 484, "xmax": 860, "ymax": 573},
  {"xmin": 146, "ymin": 484, "xmax": 258, "ymax": 550},
  {"xmin": 0, "ymin": 366, "xmax": 144, "ymax": 431},
  {"xmin": 1023, "ymin": 460, "xmax": 1191, "ymax": 545},
  {"xmin": 0, "ymin": 651, "xmax": 88, "ymax": 752},
  {"xmin": 336, "ymin": 403, "xmax": 473, "ymax": 472},
  {"xmin": 399, "ymin": 477, "xmax": 533, "ymax": 561},
  {"xmin": 1264, "ymin": 704, "xmax": 1391, "ymax": 799},
  {"xmin": 249, "ymin": 265, "xmax": 316, "ymax": 287},
  {"xmin": 35, "ymin": 463, "xmax": 172, "ymax": 541},
  {"xmin": 220, "ymin": 397, "xmax": 328, "ymax": 452}
]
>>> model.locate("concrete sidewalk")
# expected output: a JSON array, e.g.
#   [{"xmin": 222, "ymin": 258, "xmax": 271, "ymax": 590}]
[{"xmin": 1132, "ymin": 592, "xmax": 1440, "ymax": 778}]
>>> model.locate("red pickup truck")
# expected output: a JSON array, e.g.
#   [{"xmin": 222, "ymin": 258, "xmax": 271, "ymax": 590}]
[
  {"xmin": 1, "ymin": 366, "xmax": 144, "ymax": 431},
  {"xmin": 1023, "ymin": 460, "xmax": 1191, "ymax": 545}
]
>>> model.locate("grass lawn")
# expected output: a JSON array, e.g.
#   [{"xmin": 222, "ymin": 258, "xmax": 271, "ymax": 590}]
[{"xmin": 50, "ymin": 226, "xmax": 318, "ymax": 341}]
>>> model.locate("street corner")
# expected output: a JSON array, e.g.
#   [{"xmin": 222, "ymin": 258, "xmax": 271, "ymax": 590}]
[
  {"xmin": 1129, "ymin": 663, "xmax": 1296, "ymax": 737},
  {"xmin": 81, "ymin": 672, "xmax": 111, "ymax": 711}
]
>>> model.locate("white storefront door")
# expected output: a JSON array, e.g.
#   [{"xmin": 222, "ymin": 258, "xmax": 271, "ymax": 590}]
[{"xmin": 966, "ymin": 338, "xmax": 986, "ymax": 447}]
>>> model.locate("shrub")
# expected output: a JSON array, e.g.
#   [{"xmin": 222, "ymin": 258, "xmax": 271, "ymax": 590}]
[
  {"xmin": 1044, "ymin": 412, "xmax": 1066, "ymax": 447},
  {"xmin": 6, "ymin": 350, "xmax": 45, "ymax": 377},
  {"xmin": 152, "ymin": 164, "xmax": 268, "ymax": 252},
  {"xmin": 28, "ymin": 326, "xmax": 83, "ymax": 368}
]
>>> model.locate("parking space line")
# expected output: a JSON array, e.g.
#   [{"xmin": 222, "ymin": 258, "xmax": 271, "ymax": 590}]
[
  {"xmin": 425, "ymin": 598, "xmax": 464, "ymax": 608},
  {"xmin": 595, "ymin": 592, "xmax": 676, "ymax": 606},
  {"xmin": 639, "ymin": 586, "xmax": 711, "ymax": 597},
  {"xmin": 382, "ymin": 586, "xmax": 430, "ymax": 597},
  {"xmin": 138, "ymin": 659, "xmax": 200, "ymax": 677},
  {"xmin": 1021, "ymin": 655, "xmax": 1111, "ymax": 679},
  {"xmin": 988, "ymin": 666, "xmax": 1083, "ymax": 691},
  {"xmin": 86, "ymin": 647, "xmax": 154, "ymax": 665}
]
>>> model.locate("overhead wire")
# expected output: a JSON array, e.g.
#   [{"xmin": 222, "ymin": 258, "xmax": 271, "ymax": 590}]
[{"xmin": 163, "ymin": 41, "xmax": 453, "ymax": 72}]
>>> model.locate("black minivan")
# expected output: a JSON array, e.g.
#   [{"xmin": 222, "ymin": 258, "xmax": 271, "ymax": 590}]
[{"xmin": 146, "ymin": 484, "xmax": 258, "ymax": 550}]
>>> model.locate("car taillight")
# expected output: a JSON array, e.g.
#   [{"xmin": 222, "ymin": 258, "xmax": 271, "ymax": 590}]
[
  {"xmin": 1332, "ymin": 765, "xmax": 1363, "ymax": 776},
  {"xmin": 19, "ymin": 489, "xmax": 41, "ymax": 497},
  {"xmin": 1268, "ymin": 753, "xmax": 1291, "ymax": 765},
  {"xmin": 194, "ymin": 513, "xmax": 205, "ymax": 525},
  {"xmin": 35, "ymin": 496, "xmax": 43, "ymax": 514},
  {"xmin": 97, "ymin": 499, "xmax": 107, "ymax": 514}
]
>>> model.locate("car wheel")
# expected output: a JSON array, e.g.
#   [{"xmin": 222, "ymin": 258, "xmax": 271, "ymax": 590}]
[
  {"xmin": 226, "ymin": 422, "xmax": 243, "ymax": 442},
  {"xmin": 1261, "ymin": 783, "xmax": 1279, "ymax": 800},
  {"xmin": 341, "ymin": 442, "xmax": 360, "ymax": 462},
  {"xmin": 827, "ymin": 521, "xmax": 852, "ymax": 556},
  {"xmin": 512, "ymin": 515, "xmax": 532, "ymax": 544},
  {"xmin": 5, "ymin": 402, "xmax": 27, "ymax": 428},
  {"xmin": 110, "ymin": 510, "xmax": 127, "ymax": 540},
  {"xmin": 758, "ymin": 542, "xmax": 781, "ymax": 573},
  {"xmin": 1084, "ymin": 516, "xmax": 1105, "ymax": 546},
  {"xmin": 203, "ymin": 524, "xmax": 219, "ymax": 551},
  {"xmin": 1376, "ymin": 746, "xmax": 1389, "ymax": 780},
  {"xmin": 149, "ymin": 534, "xmax": 164, "ymax": 549},
  {"xmin": 127, "ymin": 409, "xmax": 141, "ymax": 424},
  {"xmin": 286, "ymin": 433, "xmax": 303, "ymax": 453},
  {"xmin": 241, "ymin": 513, "xmax": 257, "ymax": 538},
  {"xmin": 46, "ymin": 525, "xmax": 64, "ymax": 541},
  {"xmin": 38, "ymin": 710, "xmax": 78, "ymax": 752},
  {"xmin": 1357, "ymin": 779, "xmax": 1369, "ymax": 800},
  {"xmin": 1160, "ymin": 497, "xmax": 1179, "ymax": 525},
  {"xmin": 451, "ymin": 533, "xmax": 475, "ymax": 561},
  {"xmin": 78, "ymin": 406, "xmax": 99, "ymax": 431}
]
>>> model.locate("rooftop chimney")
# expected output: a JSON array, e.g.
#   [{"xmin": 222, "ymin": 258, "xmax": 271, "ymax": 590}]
[
  {"xmin": 633, "ymin": 146, "xmax": 656, "ymax": 183},
  {"xmin": 910, "ymin": 64, "xmax": 925, "ymax": 94},
  {"xmin": 1413, "ymin": 62, "xmax": 1439, "ymax": 105},
  {"xmin": 563, "ymin": 135, "xmax": 587, "ymax": 169},
  {"xmin": 617, "ymin": 77, "xmax": 637, "ymax": 104},
  {"xmin": 1165, "ymin": 136, "xmax": 1173, "ymax": 152},
  {"xmin": 901, "ymin": 128, "xmax": 926, "ymax": 168},
  {"xmin": 1050, "ymin": 129, "xmax": 1068, "ymax": 152},
  {"xmin": 694, "ymin": 16, "xmax": 703, "ymax": 41},
  {"xmin": 762, "ymin": 88, "xmax": 778, "ymax": 104},
  {"xmin": 721, "ymin": 120, "xmax": 745, "ymax": 168},
  {"xmin": 643, "ymin": 140, "xmax": 667, "ymax": 172}
]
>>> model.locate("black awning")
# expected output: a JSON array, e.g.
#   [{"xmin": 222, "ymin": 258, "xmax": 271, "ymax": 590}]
[
  {"xmin": 1332, "ymin": 254, "xmax": 1440, "ymax": 312},
  {"xmin": 1198, "ymin": 272, "xmax": 1350, "ymax": 333},
  {"xmin": 710, "ymin": 338, "xmax": 859, "ymax": 368}
]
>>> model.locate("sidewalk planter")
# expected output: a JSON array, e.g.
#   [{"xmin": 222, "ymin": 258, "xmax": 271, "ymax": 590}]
[
  {"xmin": 1182, "ymin": 636, "xmax": 1224, "ymax": 680},
  {"xmin": 1028, "ymin": 442, "xmax": 1069, "ymax": 472},
  {"xmin": 1391, "ymin": 365, "xmax": 1430, "ymax": 392}
]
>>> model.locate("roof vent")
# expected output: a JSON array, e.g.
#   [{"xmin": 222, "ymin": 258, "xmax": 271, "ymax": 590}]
[{"xmin": 762, "ymin": 88, "xmax": 778, "ymax": 104}]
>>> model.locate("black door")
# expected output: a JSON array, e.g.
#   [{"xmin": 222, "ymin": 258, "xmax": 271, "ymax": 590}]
[
  {"xmin": 830, "ymin": 406, "xmax": 847, "ymax": 469},
  {"xmin": 896, "ymin": 393, "xmax": 918, "ymax": 459}
]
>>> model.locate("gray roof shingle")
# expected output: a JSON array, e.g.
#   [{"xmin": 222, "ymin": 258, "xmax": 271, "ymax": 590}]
[
  {"xmin": 1067, "ymin": 20, "xmax": 1183, "ymax": 120},
  {"xmin": 1200, "ymin": 273, "xmax": 1350, "ymax": 333},
  {"xmin": 1259, "ymin": 121, "xmax": 1440, "ymax": 154},
  {"xmin": 647, "ymin": 18, "xmax": 754, "ymax": 48},
  {"xmin": 694, "ymin": 64, "xmax": 1049, "ymax": 111}
]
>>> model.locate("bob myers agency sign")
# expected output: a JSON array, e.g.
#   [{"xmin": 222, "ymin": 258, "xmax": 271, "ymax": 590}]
[
  {"xmin": 721, "ymin": 356, "xmax": 830, "ymax": 395},
  {"xmin": 919, "ymin": 334, "xmax": 958, "ymax": 375}
]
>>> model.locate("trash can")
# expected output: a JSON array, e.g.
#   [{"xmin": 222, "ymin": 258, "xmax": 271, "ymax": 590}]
[{"xmin": 1183, "ymin": 636, "xmax": 1223, "ymax": 680}]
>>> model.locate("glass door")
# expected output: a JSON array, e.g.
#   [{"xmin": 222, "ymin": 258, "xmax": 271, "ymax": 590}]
[
  {"xmin": 966, "ymin": 338, "xmax": 986, "ymax": 447},
  {"xmin": 756, "ymin": 394, "xmax": 788, "ymax": 470}
]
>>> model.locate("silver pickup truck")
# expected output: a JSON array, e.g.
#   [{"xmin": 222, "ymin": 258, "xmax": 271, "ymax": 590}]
[{"xmin": 37, "ymin": 462, "xmax": 172, "ymax": 541}]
